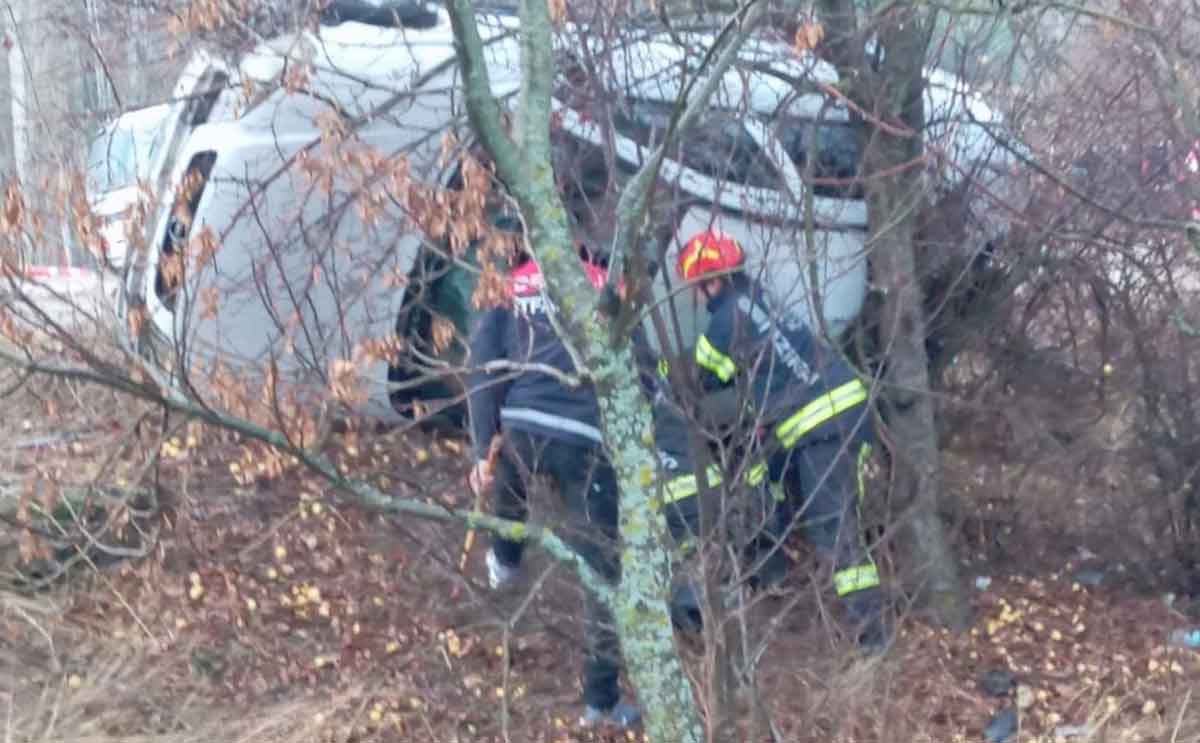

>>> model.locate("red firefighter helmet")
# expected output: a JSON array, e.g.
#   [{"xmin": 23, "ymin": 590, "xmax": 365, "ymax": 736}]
[
  {"xmin": 509, "ymin": 257, "xmax": 613, "ymax": 296},
  {"xmin": 676, "ymin": 230, "xmax": 745, "ymax": 282}
]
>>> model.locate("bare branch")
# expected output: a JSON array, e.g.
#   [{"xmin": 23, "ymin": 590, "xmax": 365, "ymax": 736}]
[
  {"xmin": 923, "ymin": 0, "xmax": 1161, "ymax": 36},
  {"xmin": 608, "ymin": 0, "xmax": 768, "ymax": 288},
  {"xmin": 0, "ymin": 346, "xmax": 611, "ymax": 602},
  {"xmin": 481, "ymin": 358, "xmax": 583, "ymax": 387},
  {"xmin": 446, "ymin": 1, "xmax": 527, "ymax": 193}
]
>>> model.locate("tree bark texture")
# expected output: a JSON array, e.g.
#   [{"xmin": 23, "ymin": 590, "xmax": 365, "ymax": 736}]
[
  {"xmin": 866, "ymin": 9, "xmax": 971, "ymax": 630},
  {"xmin": 817, "ymin": 0, "xmax": 971, "ymax": 628},
  {"xmin": 447, "ymin": 0, "xmax": 712, "ymax": 739}
]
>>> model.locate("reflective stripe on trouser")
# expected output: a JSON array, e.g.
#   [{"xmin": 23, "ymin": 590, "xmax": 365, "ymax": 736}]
[
  {"xmin": 655, "ymin": 460, "xmax": 766, "ymax": 506},
  {"xmin": 657, "ymin": 466, "xmax": 718, "ymax": 555},
  {"xmin": 834, "ymin": 563, "xmax": 880, "ymax": 596},
  {"xmin": 837, "ymin": 442, "xmax": 879, "ymax": 596},
  {"xmin": 647, "ymin": 463, "xmax": 771, "ymax": 559},
  {"xmin": 769, "ymin": 427, "xmax": 879, "ymax": 598}
]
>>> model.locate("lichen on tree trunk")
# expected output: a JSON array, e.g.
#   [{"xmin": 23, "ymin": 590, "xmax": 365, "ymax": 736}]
[
  {"xmin": 594, "ymin": 345, "xmax": 705, "ymax": 743},
  {"xmin": 445, "ymin": 0, "xmax": 707, "ymax": 739},
  {"xmin": 522, "ymin": 166, "xmax": 706, "ymax": 743}
]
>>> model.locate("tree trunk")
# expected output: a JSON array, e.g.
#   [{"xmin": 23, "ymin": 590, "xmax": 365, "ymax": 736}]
[
  {"xmin": 870, "ymin": 180, "xmax": 972, "ymax": 628},
  {"xmin": 447, "ymin": 0, "xmax": 709, "ymax": 738},
  {"xmin": 593, "ymin": 343, "xmax": 706, "ymax": 743},
  {"xmin": 861, "ymin": 8, "xmax": 972, "ymax": 629},
  {"xmin": 520, "ymin": 170, "xmax": 706, "ymax": 743},
  {"xmin": 7, "ymin": 1, "xmax": 29, "ymax": 187}
]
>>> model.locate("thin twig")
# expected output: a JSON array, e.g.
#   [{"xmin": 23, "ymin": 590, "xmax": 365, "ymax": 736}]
[
  {"xmin": 8, "ymin": 604, "xmax": 59, "ymax": 673},
  {"xmin": 1170, "ymin": 687, "xmax": 1192, "ymax": 743},
  {"xmin": 501, "ymin": 561, "xmax": 557, "ymax": 743},
  {"xmin": 481, "ymin": 359, "xmax": 583, "ymax": 387},
  {"xmin": 235, "ymin": 509, "xmax": 300, "ymax": 562},
  {"xmin": 62, "ymin": 536, "xmax": 160, "ymax": 648}
]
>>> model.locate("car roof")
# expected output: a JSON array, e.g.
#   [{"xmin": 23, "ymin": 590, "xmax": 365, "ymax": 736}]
[
  {"xmin": 230, "ymin": 9, "xmax": 846, "ymax": 119},
  {"xmin": 235, "ymin": 10, "xmax": 1003, "ymax": 129},
  {"xmin": 237, "ymin": 10, "xmax": 520, "ymax": 107},
  {"xmin": 95, "ymin": 103, "xmax": 173, "ymax": 138},
  {"xmin": 181, "ymin": 7, "xmax": 1011, "ymax": 205},
  {"xmin": 598, "ymin": 32, "xmax": 844, "ymax": 119}
]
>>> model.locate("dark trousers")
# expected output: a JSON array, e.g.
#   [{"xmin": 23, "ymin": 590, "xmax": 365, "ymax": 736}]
[
  {"xmin": 765, "ymin": 409, "xmax": 881, "ymax": 617},
  {"xmin": 657, "ymin": 460, "xmax": 771, "ymax": 552},
  {"xmin": 490, "ymin": 430, "xmax": 623, "ymax": 710}
]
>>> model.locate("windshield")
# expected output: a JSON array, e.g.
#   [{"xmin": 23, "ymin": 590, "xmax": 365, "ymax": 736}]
[
  {"xmin": 775, "ymin": 118, "xmax": 863, "ymax": 199},
  {"xmin": 612, "ymin": 100, "xmax": 783, "ymax": 189},
  {"xmin": 87, "ymin": 113, "xmax": 168, "ymax": 194}
]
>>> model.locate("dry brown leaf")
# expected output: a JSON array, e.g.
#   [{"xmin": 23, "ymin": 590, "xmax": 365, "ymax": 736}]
[{"xmin": 794, "ymin": 21, "xmax": 825, "ymax": 53}]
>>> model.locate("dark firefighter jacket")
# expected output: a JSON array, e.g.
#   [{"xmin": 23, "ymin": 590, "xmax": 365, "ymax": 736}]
[
  {"xmin": 695, "ymin": 275, "xmax": 868, "ymax": 450},
  {"xmin": 466, "ymin": 260, "xmax": 606, "ymax": 460},
  {"xmin": 632, "ymin": 338, "xmax": 765, "ymax": 507}
]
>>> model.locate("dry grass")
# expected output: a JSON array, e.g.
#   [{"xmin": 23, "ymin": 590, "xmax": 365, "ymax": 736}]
[
  {"xmin": 2, "ymin": 590, "xmax": 356, "ymax": 743},
  {"xmin": 3, "ymin": 363, "xmax": 1200, "ymax": 743},
  {"xmin": 6, "ymin": 534, "xmax": 1200, "ymax": 743}
]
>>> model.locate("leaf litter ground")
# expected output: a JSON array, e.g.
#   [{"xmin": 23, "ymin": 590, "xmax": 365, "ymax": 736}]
[{"xmin": 5, "ymin": 421, "xmax": 1200, "ymax": 743}]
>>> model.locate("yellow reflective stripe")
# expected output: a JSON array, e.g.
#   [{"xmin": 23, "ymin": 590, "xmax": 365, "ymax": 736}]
[
  {"xmin": 776, "ymin": 379, "xmax": 869, "ymax": 449},
  {"xmin": 704, "ymin": 464, "xmax": 724, "ymax": 489},
  {"xmin": 654, "ymin": 457, "xmax": 772, "ymax": 506},
  {"xmin": 695, "ymin": 335, "xmax": 736, "ymax": 383},
  {"xmin": 769, "ymin": 482, "xmax": 786, "ymax": 503},
  {"xmin": 747, "ymin": 461, "xmax": 768, "ymax": 487},
  {"xmin": 674, "ymin": 537, "xmax": 697, "ymax": 560},
  {"xmin": 662, "ymin": 465, "xmax": 726, "ymax": 505},
  {"xmin": 663, "ymin": 474, "xmax": 699, "ymax": 503},
  {"xmin": 657, "ymin": 358, "xmax": 670, "ymax": 379},
  {"xmin": 834, "ymin": 564, "xmax": 880, "ymax": 596}
]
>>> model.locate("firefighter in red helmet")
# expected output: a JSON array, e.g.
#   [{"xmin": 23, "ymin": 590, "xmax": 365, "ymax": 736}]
[
  {"xmin": 466, "ymin": 224, "xmax": 640, "ymax": 727},
  {"xmin": 676, "ymin": 228, "xmax": 888, "ymax": 648}
]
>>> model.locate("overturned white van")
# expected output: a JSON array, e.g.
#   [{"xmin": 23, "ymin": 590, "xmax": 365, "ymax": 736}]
[{"xmin": 121, "ymin": 1, "xmax": 1021, "ymax": 424}]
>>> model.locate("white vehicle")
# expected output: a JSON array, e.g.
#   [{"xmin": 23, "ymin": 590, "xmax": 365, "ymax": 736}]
[
  {"xmin": 123, "ymin": 1, "xmax": 1020, "ymax": 424},
  {"xmin": 86, "ymin": 104, "xmax": 172, "ymax": 271},
  {"xmin": 86, "ymin": 55, "xmax": 235, "ymax": 275}
]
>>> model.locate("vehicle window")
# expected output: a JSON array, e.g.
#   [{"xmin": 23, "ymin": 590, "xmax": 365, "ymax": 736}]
[
  {"xmin": 555, "ymin": 138, "xmax": 610, "ymax": 240},
  {"xmin": 320, "ymin": 0, "xmax": 439, "ymax": 28},
  {"xmin": 87, "ymin": 130, "xmax": 137, "ymax": 193},
  {"xmin": 777, "ymin": 119, "xmax": 863, "ymax": 198},
  {"xmin": 613, "ymin": 100, "xmax": 781, "ymax": 189},
  {"xmin": 190, "ymin": 72, "xmax": 231, "ymax": 125},
  {"xmin": 155, "ymin": 151, "xmax": 217, "ymax": 311},
  {"xmin": 87, "ymin": 122, "xmax": 164, "ymax": 194}
]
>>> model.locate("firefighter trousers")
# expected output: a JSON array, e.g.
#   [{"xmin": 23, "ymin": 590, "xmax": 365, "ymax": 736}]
[
  {"xmin": 490, "ymin": 430, "xmax": 623, "ymax": 711},
  {"xmin": 763, "ymin": 404, "xmax": 881, "ymax": 616}
]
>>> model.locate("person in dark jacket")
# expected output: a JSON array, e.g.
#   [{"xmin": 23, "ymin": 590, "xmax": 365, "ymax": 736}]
[
  {"xmin": 466, "ymin": 247, "xmax": 639, "ymax": 728},
  {"xmin": 675, "ymin": 228, "xmax": 888, "ymax": 648}
]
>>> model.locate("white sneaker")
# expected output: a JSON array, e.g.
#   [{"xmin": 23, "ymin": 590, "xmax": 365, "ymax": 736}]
[
  {"xmin": 486, "ymin": 548, "xmax": 520, "ymax": 590},
  {"xmin": 580, "ymin": 698, "xmax": 642, "ymax": 729}
]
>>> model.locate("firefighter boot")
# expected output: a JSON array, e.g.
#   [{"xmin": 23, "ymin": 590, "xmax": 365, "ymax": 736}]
[{"xmin": 844, "ymin": 587, "xmax": 890, "ymax": 651}]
